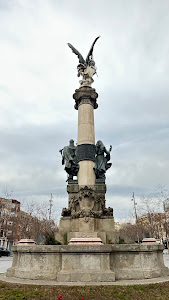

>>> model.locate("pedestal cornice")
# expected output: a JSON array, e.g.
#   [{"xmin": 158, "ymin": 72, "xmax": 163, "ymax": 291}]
[{"xmin": 73, "ymin": 87, "xmax": 98, "ymax": 110}]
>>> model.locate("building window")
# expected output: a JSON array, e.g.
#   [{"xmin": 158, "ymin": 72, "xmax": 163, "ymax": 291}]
[
  {"xmin": 10, "ymin": 212, "xmax": 15, "ymax": 217},
  {"xmin": 7, "ymin": 230, "xmax": 12, "ymax": 236}
]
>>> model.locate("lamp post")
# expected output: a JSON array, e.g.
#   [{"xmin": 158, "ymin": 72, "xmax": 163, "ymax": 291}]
[
  {"xmin": 49, "ymin": 193, "xmax": 53, "ymax": 220},
  {"xmin": 163, "ymin": 198, "xmax": 169, "ymax": 249},
  {"xmin": 131, "ymin": 192, "xmax": 139, "ymax": 243}
]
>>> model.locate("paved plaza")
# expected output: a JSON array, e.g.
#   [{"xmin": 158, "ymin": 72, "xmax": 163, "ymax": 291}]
[
  {"xmin": 163, "ymin": 252, "xmax": 169, "ymax": 268},
  {"xmin": 0, "ymin": 256, "xmax": 13, "ymax": 273}
]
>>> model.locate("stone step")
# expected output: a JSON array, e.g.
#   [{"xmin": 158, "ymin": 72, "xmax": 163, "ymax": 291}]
[{"xmin": 68, "ymin": 237, "xmax": 102, "ymax": 245}]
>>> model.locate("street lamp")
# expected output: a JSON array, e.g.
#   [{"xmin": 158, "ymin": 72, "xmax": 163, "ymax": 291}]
[{"xmin": 131, "ymin": 192, "xmax": 139, "ymax": 243}]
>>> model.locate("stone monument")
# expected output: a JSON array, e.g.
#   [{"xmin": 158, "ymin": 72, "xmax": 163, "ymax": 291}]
[
  {"xmin": 57, "ymin": 37, "xmax": 117, "ymax": 244},
  {"xmin": 5, "ymin": 38, "xmax": 169, "ymax": 284}
]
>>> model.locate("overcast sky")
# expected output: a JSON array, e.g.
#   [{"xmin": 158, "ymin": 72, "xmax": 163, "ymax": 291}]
[{"xmin": 0, "ymin": 0, "xmax": 169, "ymax": 221}]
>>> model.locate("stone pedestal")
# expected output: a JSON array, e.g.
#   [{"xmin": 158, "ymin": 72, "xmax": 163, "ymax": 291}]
[
  {"xmin": 58, "ymin": 217, "xmax": 118, "ymax": 244},
  {"xmin": 57, "ymin": 181, "xmax": 117, "ymax": 244}
]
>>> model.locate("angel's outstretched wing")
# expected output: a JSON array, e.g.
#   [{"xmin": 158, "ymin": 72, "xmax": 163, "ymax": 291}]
[
  {"xmin": 67, "ymin": 43, "xmax": 86, "ymax": 65},
  {"xmin": 86, "ymin": 36, "xmax": 100, "ymax": 64}
]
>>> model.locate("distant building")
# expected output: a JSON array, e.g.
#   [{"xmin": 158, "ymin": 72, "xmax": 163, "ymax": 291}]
[
  {"xmin": 0, "ymin": 197, "xmax": 20, "ymax": 250},
  {"xmin": 0, "ymin": 197, "xmax": 59, "ymax": 249},
  {"xmin": 114, "ymin": 221, "xmax": 121, "ymax": 231}
]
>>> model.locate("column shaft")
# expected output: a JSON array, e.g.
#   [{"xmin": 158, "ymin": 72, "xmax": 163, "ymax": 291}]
[
  {"xmin": 78, "ymin": 103, "xmax": 95, "ymax": 145},
  {"xmin": 73, "ymin": 87, "xmax": 98, "ymax": 187}
]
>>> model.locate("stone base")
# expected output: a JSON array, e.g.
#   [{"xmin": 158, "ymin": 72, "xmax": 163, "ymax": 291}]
[
  {"xmin": 6, "ymin": 244, "xmax": 169, "ymax": 282},
  {"xmin": 57, "ymin": 216, "xmax": 118, "ymax": 244}
]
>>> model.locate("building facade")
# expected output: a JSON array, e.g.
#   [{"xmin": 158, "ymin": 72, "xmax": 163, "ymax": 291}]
[{"xmin": 0, "ymin": 197, "xmax": 20, "ymax": 250}]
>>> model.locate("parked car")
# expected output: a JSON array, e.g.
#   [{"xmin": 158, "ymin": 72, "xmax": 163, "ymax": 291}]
[
  {"xmin": 0, "ymin": 247, "xmax": 10, "ymax": 256},
  {"xmin": 164, "ymin": 241, "xmax": 168, "ymax": 249}
]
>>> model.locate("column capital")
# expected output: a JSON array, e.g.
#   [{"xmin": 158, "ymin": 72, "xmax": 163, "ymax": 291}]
[{"xmin": 73, "ymin": 87, "xmax": 98, "ymax": 110}]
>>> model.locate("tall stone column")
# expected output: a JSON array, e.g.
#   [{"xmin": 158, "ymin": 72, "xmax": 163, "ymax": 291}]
[
  {"xmin": 58, "ymin": 86, "xmax": 116, "ymax": 244},
  {"xmin": 73, "ymin": 87, "xmax": 98, "ymax": 187}
]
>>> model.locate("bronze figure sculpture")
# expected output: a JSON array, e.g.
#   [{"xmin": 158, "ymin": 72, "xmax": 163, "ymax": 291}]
[
  {"xmin": 59, "ymin": 139, "xmax": 79, "ymax": 181},
  {"xmin": 94, "ymin": 141, "xmax": 112, "ymax": 180}
]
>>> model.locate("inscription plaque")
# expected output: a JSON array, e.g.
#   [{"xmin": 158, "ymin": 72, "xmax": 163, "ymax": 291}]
[{"xmin": 76, "ymin": 144, "xmax": 96, "ymax": 162}]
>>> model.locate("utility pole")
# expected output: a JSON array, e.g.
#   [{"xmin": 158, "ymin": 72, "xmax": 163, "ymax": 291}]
[
  {"xmin": 131, "ymin": 192, "xmax": 139, "ymax": 243},
  {"xmin": 49, "ymin": 193, "xmax": 53, "ymax": 220},
  {"xmin": 163, "ymin": 198, "xmax": 169, "ymax": 248}
]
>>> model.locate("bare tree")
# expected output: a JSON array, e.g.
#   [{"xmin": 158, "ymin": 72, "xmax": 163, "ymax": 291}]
[
  {"xmin": 19, "ymin": 200, "xmax": 58, "ymax": 242},
  {"xmin": 136, "ymin": 185, "xmax": 169, "ymax": 240},
  {"xmin": 2, "ymin": 186, "xmax": 13, "ymax": 199},
  {"xmin": 118, "ymin": 186, "xmax": 169, "ymax": 243}
]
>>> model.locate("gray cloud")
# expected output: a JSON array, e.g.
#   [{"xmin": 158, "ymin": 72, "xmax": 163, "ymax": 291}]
[{"xmin": 0, "ymin": 0, "xmax": 169, "ymax": 220}]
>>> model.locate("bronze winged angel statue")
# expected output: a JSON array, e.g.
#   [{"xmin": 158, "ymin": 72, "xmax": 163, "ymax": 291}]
[{"xmin": 68, "ymin": 36, "xmax": 100, "ymax": 87}]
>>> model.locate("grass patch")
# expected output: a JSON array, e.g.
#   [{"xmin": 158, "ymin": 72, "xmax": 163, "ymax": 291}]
[{"xmin": 0, "ymin": 281, "xmax": 169, "ymax": 299}]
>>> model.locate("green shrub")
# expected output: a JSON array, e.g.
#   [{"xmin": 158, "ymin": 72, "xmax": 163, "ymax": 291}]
[
  {"xmin": 43, "ymin": 232, "xmax": 62, "ymax": 245},
  {"xmin": 63, "ymin": 232, "xmax": 68, "ymax": 245}
]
